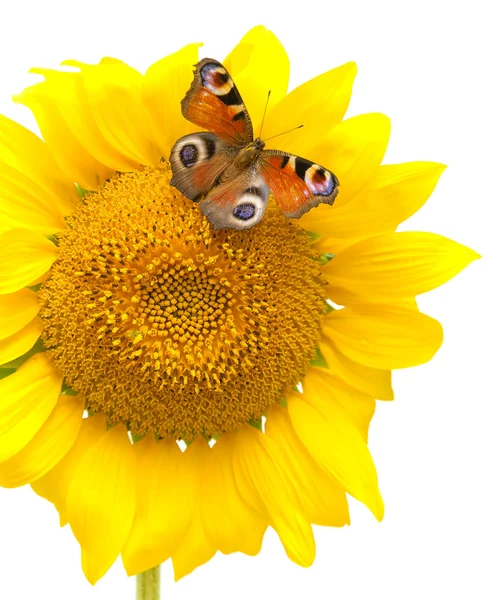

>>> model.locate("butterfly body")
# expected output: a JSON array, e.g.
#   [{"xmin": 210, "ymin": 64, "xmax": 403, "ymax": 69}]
[{"xmin": 170, "ymin": 59, "xmax": 339, "ymax": 230}]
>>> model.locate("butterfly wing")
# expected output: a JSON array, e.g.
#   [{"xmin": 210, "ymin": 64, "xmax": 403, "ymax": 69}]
[
  {"xmin": 181, "ymin": 58, "xmax": 253, "ymax": 145},
  {"xmin": 200, "ymin": 167, "xmax": 269, "ymax": 230},
  {"xmin": 260, "ymin": 150, "xmax": 339, "ymax": 218},
  {"xmin": 169, "ymin": 132, "xmax": 238, "ymax": 201}
]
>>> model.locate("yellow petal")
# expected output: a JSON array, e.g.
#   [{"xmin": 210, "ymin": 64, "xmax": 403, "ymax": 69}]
[
  {"xmin": 201, "ymin": 434, "xmax": 267, "ymax": 555},
  {"xmin": 231, "ymin": 425, "xmax": 315, "ymax": 567},
  {"xmin": 0, "ymin": 289, "xmax": 40, "ymax": 340},
  {"xmin": 0, "ymin": 114, "xmax": 77, "ymax": 214},
  {"xmin": 329, "ymin": 162, "xmax": 446, "ymax": 239},
  {"xmin": 171, "ymin": 439, "xmax": 217, "ymax": 581},
  {"xmin": 67, "ymin": 424, "xmax": 136, "ymax": 584},
  {"xmin": 0, "ymin": 316, "xmax": 42, "ymax": 365},
  {"xmin": 0, "ymin": 353, "xmax": 62, "ymax": 462},
  {"xmin": 143, "ymin": 43, "xmax": 202, "ymax": 157},
  {"xmin": 63, "ymin": 58, "xmax": 160, "ymax": 169},
  {"xmin": 325, "ymin": 304, "xmax": 443, "ymax": 369},
  {"xmin": 319, "ymin": 325, "xmax": 393, "ymax": 400},
  {"xmin": 14, "ymin": 80, "xmax": 113, "ymax": 191},
  {"xmin": 0, "ymin": 161, "xmax": 68, "ymax": 234},
  {"xmin": 0, "ymin": 229, "xmax": 57, "ymax": 294},
  {"xmin": 266, "ymin": 406, "xmax": 350, "ymax": 526},
  {"xmin": 0, "ymin": 394, "xmax": 84, "ymax": 488},
  {"xmin": 31, "ymin": 414, "xmax": 107, "ymax": 525},
  {"xmin": 324, "ymin": 232, "xmax": 480, "ymax": 304},
  {"xmin": 288, "ymin": 385, "xmax": 384, "ymax": 520},
  {"xmin": 123, "ymin": 438, "xmax": 196, "ymax": 576},
  {"xmin": 304, "ymin": 367, "xmax": 375, "ymax": 441},
  {"xmin": 224, "ymin": 26, "xmax": 289, "ymax": 125},
  {"xmin": 299, "ymin": 113, "xmax": 391, "ymax": 226},
  {"xmin": 28, "ymin": 67, "xmax": 137, "ymax": 172},
  {"xmin": 265, "ymin": 62, "xmax": 357, "ymax": 156}
]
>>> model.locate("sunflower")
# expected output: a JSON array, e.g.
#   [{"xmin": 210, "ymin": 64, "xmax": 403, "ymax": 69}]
[{"xmin": 0, "ymin": 24, "xmax": 478, "ymax": 593}]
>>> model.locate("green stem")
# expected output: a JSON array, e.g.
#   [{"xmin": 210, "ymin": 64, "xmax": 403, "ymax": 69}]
[{"xmin": 136, "ymin": 566, "xmax": 161, "ymax": 600}]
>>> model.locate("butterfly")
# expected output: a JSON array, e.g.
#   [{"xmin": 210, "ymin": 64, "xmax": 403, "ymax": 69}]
[{"xmin": 169, "ymin": 58, "xmax": 339, "ymax": 230}]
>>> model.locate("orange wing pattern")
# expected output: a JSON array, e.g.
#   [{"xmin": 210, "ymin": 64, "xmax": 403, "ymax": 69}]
[
  {"xmin": 181, "ymin": 59, "xmax": 253, "ymax": 145},
  {"xmin": 260, "ymin": 151, "xmax": 339, "ymax": 218},
  {"xmin": 169, "ymin": 132, "xmax": 237, "ymax": 201}
]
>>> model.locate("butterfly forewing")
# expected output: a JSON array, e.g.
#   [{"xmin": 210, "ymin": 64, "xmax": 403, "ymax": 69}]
[
  {"xmin": 259, "ymin": 150, "xmax": 339, "ymax": 218},
  {"xmin": 181, "ymin": 59, "xmax": 253, "ymax": 145},
  {"xmin": 169, "ymin": 132, "xmax": 237, "ymax": 201}
]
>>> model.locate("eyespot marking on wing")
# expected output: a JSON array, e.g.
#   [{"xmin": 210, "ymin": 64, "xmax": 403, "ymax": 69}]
[
  {"xmin": 233, "ymin": 203, "xmax": 255, "ymax": 221},
  {"xmin": 180, "ymin": 144, "xmax": 198, "ymax": 168},
  {"xmin": 305, "ymin": 165, "xmax": 336, "ymax": 196},
  {"xmin": 200, "ymin": 63, "xmax": 234, "ymax": 96}
]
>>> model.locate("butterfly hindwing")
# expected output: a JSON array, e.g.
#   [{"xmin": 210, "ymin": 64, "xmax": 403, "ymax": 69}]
[
  {"xmin": 181, "ymin": 58, "xmax": 253, "ymax": 145},
  {"xmin": 169, "ymin": 132, "xmax": 237, "ymax": 201},
  {"xmin": 200, "ymin": 168, "xmax": 270, "ymax": 230},
  {"xmin": 259, "ymin": 150, "xmax": 339, "ymax": 218}
]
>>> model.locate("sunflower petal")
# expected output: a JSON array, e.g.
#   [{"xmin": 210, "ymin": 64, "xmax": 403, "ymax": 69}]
[
  {"xmin": 231, "ymin": 425, "xmax": 315, "ymax": 567},
  {"xmin": 299, "ymin": 113, "xmax": 391, "ymax": 229},
  {"xmin": 324, "ymin": 232, "xmax": 480, "ymax": 304},
  {"xmin": 0, "ymin": 114, "xmax": 77, "ymax": 214},
  {"xmin": 325, "ymin": 304, "xmax": 443, "ymax": 369},
  {"xmin": 0, "ymin": 289, "xmax": 40, "ymax": 340},
  {"xmin": 0, "ymin": 394, "xmax": 84, "ymax": 488},
  {"xmin": 123, "ymin": 438, "xmax": 196, "ymax": 576},
  {"xmin": 31, "ymin": 414, "xmax": 107, "ymax": 525},
  {"xmin": 201, "ymin": 434, "xmax": 267, "ymax": 555},
  {"xmin": 0, "ymin": 316, "xmax": 42, "ymax": 365},
  {"xmin": 66, "ymin": 424, "xmax": 136, "ymax": 584},
  {"xmin": 328, "ymin": 162, "xmax": 446, "ymax": 239},
  {"xmin": 28, "ymin": 67, "xmax": 137, "ymax": 172},
  {"xmin": 302, "ymin": 161, "xmax": 446, "ymax": 239},
  {"xmin": 171, "ymin": 439, "xmax": 217, "ymax": 581},
  {"xmin": 305, "ymin": 367, "xmax": 375, "ymax": 440},
  {"xmin": 265, "ymin": 62, "xmax": 357, "ymax": 155},
  {"xmin": 265, "ymin": 406, "xmax": 350, "ymax": 526},
  {"xmin": 0, "ymin": 161, "xmax": 68, "ymax": 234},
  {"xmin": 14, "ymin": 80, "xmax": 113, "ymax": 191},
  {"xmin": 288, "ymin": 386, "xmax": 384, "ymax": 520},
  {"xmin": 0, "ymin": 229, "xmax": 57, "ymax": 294},
  {"xmin": 143, "ymin": 43, "xmax": 202, "ymax": 157},
  {"xmin": 0, "ymin": 353, "xmax": 62, "ymax": 462},
  {"xmin": 319, "ymin": 326, "xmax": 393, "ymax": 399},
  {"xmin": 62, "ymin": 59, "xmax": 159, "ymax": 169},
  {"xmin": 224, "ymin": 26, "xmax": 289, "ymax": 124}
]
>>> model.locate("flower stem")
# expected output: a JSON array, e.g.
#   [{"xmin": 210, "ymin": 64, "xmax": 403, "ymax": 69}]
[{"xmin": 136, "ymin": 566, "xmax": 161, "ymax": 600}]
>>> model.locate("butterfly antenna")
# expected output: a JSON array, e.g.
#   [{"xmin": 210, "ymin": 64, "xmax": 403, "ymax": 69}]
[
  {"xmin": 259, "ymin": 90, "xmax": 271, "ymax": 138},
  {"xmin": 262, "ymin": 124, "xmax": 304, "ymax": 143}
]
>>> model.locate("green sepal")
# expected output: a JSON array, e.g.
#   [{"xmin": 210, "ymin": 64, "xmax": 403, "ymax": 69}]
[
  {"xmin": 279, "ymin": 396, "xmax": 288, "ymax": 408},
  {"xmin": 75, "ymin": 183, "xmax": 90, "ymax": 199},
  {"xmin": 0, "ymin": 337, "xmax": 45, "ymax": 370},
  {"xmin": 310, "ymin": 346, "xmax": 328, "ymax": 369},
  {"xmin": 0, "ymin": 368, "xmax": 16, "ymax": 380},
  {"xmin": 249, "ymin": 416, "xmax": 263, "ymax": 431},
  {"xmin": 61, "ymin": 381, "xmax": 78, "ymax": 396},
  {"xmin": 325, "ymin": 301, "xmax": 336, "ymax": 313},
  {"xmin": 130, "ymin": 432, "xmax": 145, "ymax": 444},
  {"xmin": 305, "ymin": 230, "xmax": 321, "ymax": 241},
  {"xmin": 319, "ymin": 252, "xmax": 335, "ymax": 264}
]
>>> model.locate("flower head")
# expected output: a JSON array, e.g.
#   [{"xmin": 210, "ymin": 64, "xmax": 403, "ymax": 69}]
[{"xmin": 0, "ymin": 26, "xmax": 478, "ymax": 584}]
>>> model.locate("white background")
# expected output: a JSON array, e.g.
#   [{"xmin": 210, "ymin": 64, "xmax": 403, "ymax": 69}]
[{"xmin": 0, "ymin": 1, "xmax": 498, "ymax": 598}]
